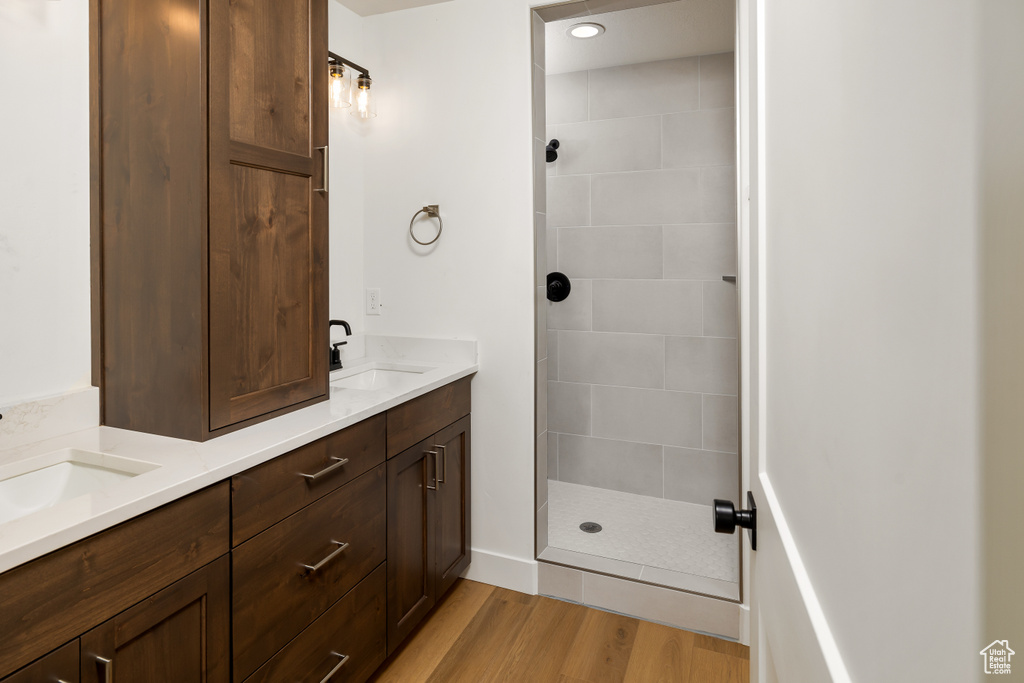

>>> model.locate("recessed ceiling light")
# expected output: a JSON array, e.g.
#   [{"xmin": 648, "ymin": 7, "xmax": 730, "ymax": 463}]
[{"xmin": 568, "ymin": 22, "xmax": 605, "ymax": 39}]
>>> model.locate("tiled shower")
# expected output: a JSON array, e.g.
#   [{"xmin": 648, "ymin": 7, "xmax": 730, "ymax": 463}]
[{"xmin": 534, "ymin": 4, "xmax": 742, "ymax": 606}]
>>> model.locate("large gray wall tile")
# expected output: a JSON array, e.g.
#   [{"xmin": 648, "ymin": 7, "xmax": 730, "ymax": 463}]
[
  {"xmin": 533, "ymin": 63, "xmax": 546, "ymax": 139},
  {"xmin": 548, "ymin": 430, "xmax": 559, "ymax": 479},
  {"xmin": 664, "ymin": 448, "xmax": 739, "ymax": 505},
  {"xmin": 538, "ymin": 562, "xmax": 583, "ymax": 603},
  {"xmin": 699, "ymin": 52, "xmax": 735, "ymax": 109},
  {"xmin": 559, "ymin": 226, "xmax": 663, "ymax": 279},
  {"xmin": 662, "ymin": 109, "xmax": 736, "ymax": 168},
  {"xmin": 531, "ymin": 10, "xmax": 545, "ymax": 68},
  {"xmin": 548, "ymin": 380, "xmax": 592, "ymax": 435},
  {"xmin": 591, "ymin": 169, "xmax": 700, "ymax": 225},
  {"xmin": 557, "ymin": 434, "xmax": 663, "ymax": 497},
  {"xmin": 559, "ymin": 331, "xmax": 664, "ymax": 388},
  {"xmin": 592, "ymin": 280, "xmax": 702, "ymax": 336},
  {"xmin": 547, "ymin": 221, "xmax": 558, "ymax": 269},
  {"xmin": 556, "ymin": 116, "xmax": 661, "ymax": 175},
  {"xmin": 548, "ymin": 330, "xmax": 559, "ymax": 379},
  {"xmin": 589, "ymin": 58, "xmax": 698, "ymax": 120},
  {"xmin": 663, "ymin": 224, "xmax": 736, "ymax": 280},
  {"xmin": 547, "ymin": 278, "xmax": 593, "ymax": 331},
  {"xmin": 534, "ymin": 137, "xmax": 546, "ymax": 211},
  {"xmin": 665, "ymin": 336, "xmax": 738, "ymax": 395},
  {"xmin": 703, "ymin": 394, "xmax": 738, "ymax": 453},
  {"xmin": 703, "ymin": 281, "xmax": 738, "ymax": 337},
  {"xmin": 592, "ymin": 386, "xmax": 701, "ymax": 448},
  {"xmin": 536, "ymin": 358, "xmax": 548, "ymax": 435},
  {"xmin": 548, "ymin": 175, "xmax": 590, "ymax": 227},
  {"xmin": 699, "ymin": 166, "xmax": 737, "ymax": 222},
  {"xmin": 547, "ymin": 71, "xmax": 589, "ymax": 124}
]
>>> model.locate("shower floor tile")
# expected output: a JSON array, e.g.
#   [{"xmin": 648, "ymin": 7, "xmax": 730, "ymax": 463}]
[{"xmin": 547, "ymin": 480, "xmax": 740, "ymax": 595}]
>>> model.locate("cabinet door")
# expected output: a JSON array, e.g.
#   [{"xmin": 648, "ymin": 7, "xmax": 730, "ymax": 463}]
[
  {"xmin": 433, "ymin": 415, "xmax": 471, "ymax": 599},
  {"xmin": 207, "ymin": 0, "xmax": 329, "ymax": 431},
  {"xmin": 1, "ymin": 640, "xmax": 79, "ymax": 683},
  {"xmin": 386, "ymin": 440, "xmax": 437, "ymax": 654},
  {"xmin": 80, "ymin": 556, "xmax": 230, "ymax": 683}
]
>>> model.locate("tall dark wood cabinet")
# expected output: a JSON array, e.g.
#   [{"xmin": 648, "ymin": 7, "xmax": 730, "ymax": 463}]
[{"xmin": 91, "ymin": 0, "xmax": 328, "ymax": 441}]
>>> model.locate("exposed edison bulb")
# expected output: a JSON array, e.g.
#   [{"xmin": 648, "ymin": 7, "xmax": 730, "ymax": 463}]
[
  {"xmin": 351, "ymin": 75, "xmax": 377, "ymax": 120},
  {"xmin": 329, "ymin": 63, "xmax": 351, "ymax": 109}
]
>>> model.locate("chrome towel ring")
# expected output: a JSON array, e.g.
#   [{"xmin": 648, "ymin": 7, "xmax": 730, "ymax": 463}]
[{"xmin": 410, "ymin": 205, "xmax": 443, "ymax": 245}]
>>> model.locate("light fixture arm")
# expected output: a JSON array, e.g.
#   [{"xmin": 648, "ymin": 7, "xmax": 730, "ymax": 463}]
[{"xmin": 328, "ymin": 51, "xmax": 370, "ymax": 79}]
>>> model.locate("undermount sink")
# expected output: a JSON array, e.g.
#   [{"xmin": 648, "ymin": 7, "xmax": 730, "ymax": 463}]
[
  {"xmin": 331, "ymin": 362, "xmax": 436, "ymax": 392},
  {"xmin": 0, "ymin": 449, "xmax": 161, "ymax": 525}
]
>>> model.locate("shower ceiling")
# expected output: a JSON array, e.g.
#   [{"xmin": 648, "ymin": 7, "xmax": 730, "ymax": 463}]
[{"xmin": 545, "ymin": 0, "xmax": 735, "ymax": 75}]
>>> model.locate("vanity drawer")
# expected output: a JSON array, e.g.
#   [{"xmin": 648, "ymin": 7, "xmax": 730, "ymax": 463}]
[
  {"xmin": 232, "ymin": 414, "xmax": 386, "ymax": 545},
  {"xmin": 0, "ymin": 640, "xmax": 79, "ymax": 683},
  {"xmin": 0, "ymin": 483, "xmax": 229, "ymax": 678},
  {"xmin": 244, "ymin": 564, "xmax": 386, "ymax": 683},
  {"xmin": 232, "ymin": 464, "xmax": 386, "ymax": 682},
  {"xmin": 386, "ymin": 377, "xmax": 471, "ymax": 458}
]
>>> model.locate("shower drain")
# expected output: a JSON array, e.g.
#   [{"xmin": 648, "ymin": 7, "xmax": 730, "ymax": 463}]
[{"xmin": 579, "ymin": 522, "xmax": 603, "ymax": 533}]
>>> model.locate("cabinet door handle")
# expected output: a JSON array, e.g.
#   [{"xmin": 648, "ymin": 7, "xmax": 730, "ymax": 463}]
[
  {"xmin": 302, "ymin": 541, "xmax": 350, "ymax": 574},
  {"xmin": 434, "ymin": 444, "xmax": 447, "ymax": 484},
  {"xmin": 300, "ymin": 457, "xmax": 349, "ymax": 482},
  {"xmin": 96, "ymin": 656, "xmax": 113, "ymax": 683},
  {"xmin": 426, "ymin": 451, "xmax": 438, "ymax": 490},
  {"xmin": 314, "ymin": 145, "xmax": 329, "ymax": 193},
  {"xmin": 319, "ymin": 653, "xmax": 350, "ymax": 683}
]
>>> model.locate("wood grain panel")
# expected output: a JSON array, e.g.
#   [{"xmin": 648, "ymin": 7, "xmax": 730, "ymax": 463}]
[
  {"xmin": 623, "ymin": 620, "xmax": 696, "ymax": 683},
  {"xmin": 228, "ymin": 0, "xmax": 311, "ymax": 156},
  {"xmin": 489, "ymin": 597, "xmax": 589, "ymax": 682},
  {"xmin": 0, "ymin": 640, "xmax": 79, "ymax": 683},
  {"xmin": 208, "ymin": 164, "xmax": 321, "ymax": 430},
  {"xmin": 97, "ymin": 0, "xmax": 207, "ymax": 440},
  {"xmin": 560, "ymin": 609, "xmax": 639, "ymax": 683},
  {"xmin": 80, "ymin": 555, "xmax": 231, "ymax": 683},
  {"xmin": 232, "ymin": 466, "xmax": 386, "ymax": 682},
  {"xmin": 386, "ymin": 440, "xmax": 436, "ymax": 653},
  {"xmin": 0, "ymin": 484, "xmax": 229, "ymax": 678},
  {"xmin": 386, "ymin": 378, "xmax": 471, "ymax": 458},
  {"xmin": 434, "ymin": 415, "xmax": 471, "ymax": 598},
  {"xmin": 245, "ymin": 564, "xmax": 387, "ymax": 683},
  {"xmin": 231, "ymin": 413, "xmax": 386, "ymax": 545}
]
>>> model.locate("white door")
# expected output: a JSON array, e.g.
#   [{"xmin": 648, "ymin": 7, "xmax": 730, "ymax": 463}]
[
  {"xmin": 735, "ymin": 2, "xmax": 850, "ymax": 681},
  {"xmin": 733, "ymin": 1, "xmax": 982, "ymax": 681}
]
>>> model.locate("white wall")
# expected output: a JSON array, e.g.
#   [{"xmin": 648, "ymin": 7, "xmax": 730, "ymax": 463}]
[
  {"xmin": 764, "ymin": 1, "xmax": 980, "ymax": 680},
  {"xmin": 359, "ymin": 0, "xmax": 538, "ymax": 588},
  {"xmin": 0, "ymin": 2, "xmax": 91, "ymax": 406}
]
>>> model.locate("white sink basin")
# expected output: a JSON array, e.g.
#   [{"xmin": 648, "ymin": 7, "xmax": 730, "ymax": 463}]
[
  {"xmin": 0, "ymin": 449, "xmax": 161, "ymax": 525},
  {"xmin": 331, "ymin": 362, "xmax": 436, "ymax": 392}
]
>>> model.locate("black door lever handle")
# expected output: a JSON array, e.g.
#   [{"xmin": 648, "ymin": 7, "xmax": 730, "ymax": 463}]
[{"xmin": 713, "ymin": 491, "xmax": 757, "ymax": 550}]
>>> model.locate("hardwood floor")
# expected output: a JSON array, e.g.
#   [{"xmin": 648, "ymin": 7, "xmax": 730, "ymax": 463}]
[{"xmin": 369, "ymin": 579, "xmax": 749, "ymax": 683}]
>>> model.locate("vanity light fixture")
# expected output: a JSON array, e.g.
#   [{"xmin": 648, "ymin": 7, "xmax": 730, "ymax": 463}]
[
  {"xmin": 328, "ymin": 51, "xmax": 375, "ymax": 119},
  {"xmin": 567, "ymin": 22, "xmax": 605, "ymax": 39}
]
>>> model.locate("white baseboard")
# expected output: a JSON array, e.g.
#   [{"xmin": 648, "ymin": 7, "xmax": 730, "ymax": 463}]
[{"xmin": 462, "ymin": 548, "xmax": 538, "ymax": 595}]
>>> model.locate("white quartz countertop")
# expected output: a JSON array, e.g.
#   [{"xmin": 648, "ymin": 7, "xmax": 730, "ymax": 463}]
[{"xmin": 0, "ymin": 335, "xmax": 478, "ymax": 574}]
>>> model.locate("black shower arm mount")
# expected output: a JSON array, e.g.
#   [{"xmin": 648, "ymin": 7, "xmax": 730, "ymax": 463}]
[{"xmin": 328, "ymin": 51, "xmax": 370, "ymax": 79}]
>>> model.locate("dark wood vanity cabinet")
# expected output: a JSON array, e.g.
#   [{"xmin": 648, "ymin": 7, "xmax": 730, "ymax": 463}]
[
  {"xmin": 386, "ymin": 383, "xmax": 472, "ymax": 653},
  {"xmin": 92, "ymin": 0, "xmax": 329, "ymax": 441},
  {"xmin": 0, "ymin": 641, "xmax": 79, "ymax": 683}
]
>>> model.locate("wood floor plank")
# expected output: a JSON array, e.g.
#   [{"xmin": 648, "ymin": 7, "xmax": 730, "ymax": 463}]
[
  {"xmin": 491, "ymin": 596, "xmax": 590, "ymax": 682},
  {"xmin": 688, "ymin": 647, "xmax": 749, "ymax": 683},
  {"xmin": 560, "ymin": 608, "xmax": 639, "ymax": 683},
  {"xmin": 693, "ymin": 633, "xmax": 751, "ymax": 660},
  {"xmin": 368, "ymin": 579, "xmax": 495, "ymax": 683},
  {"xmin": 623, "ymin": 619, "xmax": 697, "ymax": 683},
  {"xmin": 424, "ymin": 587, "xmax": 536, "ymax": 683}
]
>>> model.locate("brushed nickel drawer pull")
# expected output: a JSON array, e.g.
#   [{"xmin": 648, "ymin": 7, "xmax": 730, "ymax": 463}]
[
  {"xmin": 300, "ymin": 457, "xmax": 350, "ymax": 482},
  {"xmin": 434, "ymin": 444, "xmax": 447, "ymax": 484},
  {"xmin": 426, "ymin": 451, "xmax": 438, "ymax": 490},
  {"xmin": 96, "ymin": 656, "xmax": 113, "ymax": 683},
  {"xmin": 302, "ymin": 541, "xmax": 350, "ymax": 573},
  {"xmin": 319, "ymin": 652, "xmax": 350, "ymax": 683}
]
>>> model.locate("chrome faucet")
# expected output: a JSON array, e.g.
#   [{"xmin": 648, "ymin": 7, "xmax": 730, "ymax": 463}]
[{"xmin": 329, "ymin": 320, "xmax": 352, "ymax": 371}]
